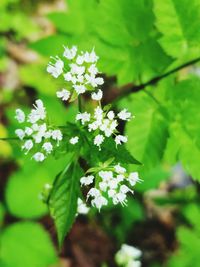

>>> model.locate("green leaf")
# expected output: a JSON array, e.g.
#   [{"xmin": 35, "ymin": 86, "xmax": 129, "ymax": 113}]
[
  {"xmin": 94, "ymin": 0, "xmax": 171, "ymax": 85},
  {"xmin": 0, "ymin": 222, "xmax": 57, "ymax": 267},
  {"xmin": 19, "ymin": 63, "xmax": 58, "ymax": 96},
  {"xmin": 29, "ymin": 34, "xmax": 68, "ymax": 56},
  {"xmin": 34, "ymin": 0, "xmax": 171, "ymax": 85},
  {"xmin": 163, "ymin": 78, "xmax": 200, "ymax": 180},
  {"xmin": 165, "ymin": 121, "xmax": 200, "ymax": 180},
  {"xmin": 48, "ymin": 160, "xmax": 83, "ymax": 247},
  {"xmin": 153, "ymin": 0, "xmax": 200, "ymax": 59},
  {"xmin": 85, "ymin": 137, "xmax": 141, "ymax": 166},
  {"xmin": 5, "ymin": 156, "xmax": 70, "ymax": 219},
  {"xmin": 119, "ymin": 91, "xmax": 168, "ymax": 174}
]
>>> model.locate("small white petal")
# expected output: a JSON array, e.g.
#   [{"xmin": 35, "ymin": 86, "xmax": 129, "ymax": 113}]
[
  {"xmin": 69, "ymin": 136, "xmax": 79, "ymax": 145},
  {"xmin": 91, "ymin": 89, "xmax": 103, "ymax": 101},
  {"xmin": 15, "ymin": 129, "xmax": 25, "ymax": 140},
  {"xmin": 15, "ymin": 109, "xmax": 25, "ymax": 123},
  {"xmin": 32, "ymin": 152, "xmax": 45, "ymax": 162}
]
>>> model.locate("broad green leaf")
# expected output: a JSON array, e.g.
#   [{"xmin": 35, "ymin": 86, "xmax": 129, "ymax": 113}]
[
  {"xmin": 47, "ymin": 0, "xmax": 98, "ymax": 36},
  {"xmin": 119, "ymin": 91, "xmax": 168, "ymax": 174},
  {"xmin": 29, "ymin": 34, "xmax": 68, "ymax": 56},
  {"xmin": 19, "ymin": 63, "xmax": 58, "ymax": 96},
  {"xmin": 5, "ymin": 156, "xmax": 70, "ymax": 219},
  {"xmin": 33, "ymin": 0, "xmax": 171, "ymax": 85},
  {"xmin": 165, "ymin": 121, "xmax": 200, "ymax": 180},
  {"xmin": 95, "ymin": 0, "xmax": 171, "ymax": 85},
  {"xmin": 153, "ymin": 0, "xmax": 200, "ymax": 59},
  {"xmin": 0, "ymin": 222, "xmax": 57, "ymax": 267},
  {"xmin": 163, "ymin": 78, "xmax": 200, "ymax": 180},
  {"xmin": 48, "ymin": 160, "xmax": 83, "ymax": 247}
]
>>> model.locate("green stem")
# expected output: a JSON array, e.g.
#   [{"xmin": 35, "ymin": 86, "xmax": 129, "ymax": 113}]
[
  {"xmin": 0, "ymin": 137, "xmax": 19, "ymax": 141},
  {"xmin": 78, "ymin": 95, "xmax": 82, "ymax": 113}
]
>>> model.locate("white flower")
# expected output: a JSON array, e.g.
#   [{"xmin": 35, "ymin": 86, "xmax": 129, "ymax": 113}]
[
  {"xmin": 114, "ymin": 164, "xmax": 126, "ymax": 174},
  {"xmin": 116, "ymin": 174, "xmax": 124, "ymax": 183},
  {"xmin": 42, "ymin": 142, "xmax": 53, "ymax": 154},
  {"xmin": 110, "ymin": 122, "xmax": 118, "ymax": 135},
  {"xmin": 47, "ymin": 58, "xmax": 64, "ymax": 78},
  {"xmin": 91, "ymin": 195, "xmax": 108, "ymax": 210},
  {"xmin": 33, "ymin": 123, "xmax": 47, "ymax": 143},
  {"xmin": 99, "ymin": 171, "xmax": 113, "ymax": 181},
  {"xmin": 118, "ymin": 109, "xmax": 132, "ymax": 121},
  {"xmin": 128, "ymin": 172, "xmax": 142, "ymax": 186},
  {"xmin": 22, "ymin": 140, "xmax": 33, "ymax": 153},
  {"xmin": 69, "ymin": 136, "xmax": 79, "ymax": 145},
  {"xmin": 94, "ymin": 134, "xmax": 104, "ymax": 148},
  {"xmin": 77, "ymin": 198, "xmax": 90, "ymax": 215},
  {"xmin": 121, "ymin": 244, "xmax": 142, "ymax": 259},
  {"xmin": 87, "ymin": 188, "xmax": 101, "ymax": 199},
  {"xmin": 70, "ymin": 63, "xmax": 85, "ymax": 75},
  {"xmin": 84, "ymin": 49, "xmax": 99, "ymax": 63},
  {"xmin": 115, "ymin": 135, "xmax": 128, "ymax": 145},
  {"xmin": 63, "ymin": 45, "xmax": 77, "ymax": 60},
  {"xmin": 76, "ymin": 112, "xmax": 91, "ymax": 125},
  {"xmin": 80, "ymin": 175, "xmax": 94, "ymax": 186},
  {"xmin": 25, "ymin": 127, "xmax": 33, "ymax": 136},
  {"xmin": 108, "ymin": 179, "xmax": 118, "ymax": 189},
  {"xmin": 28, "ymin": 99, "xmax": 46, "ymax": 123},
  {"xmin": 108, "ymin": 189, "xmax": 116, "ymax": 198},
  {"xmin": 15, "ymin": 109, "xmax": 25, "ymax": 123},
  {"xmin": 91, "ymin": 89, "xmax": 103, "ymax": 101},
  {"xmin": 115, "ymin": 244, "xmax": 142, "ymax": 267},
  {"xmin": 63, "ymin": 72, "xmax": 73, "ymax": 82},
  {"xmin": 32, "ymin": 152, "xmax": 45, "ymax": 162},
  {"xmin": 99, "ymin": 181, "xmax": 108, "ymax": 192},
  {"xmin": 94, "ymin": 106, "xmax": 103, "ymax": 121},
  {"xmin": 56, "ymin": 89, "xmax": 70, "ymax": 101},
  {"xmin": 52, "ymin": 130, "xmax": 63, "ymax": 141},
  {"xmin": 88, "ymin": 121, "xmax": 99, "ymax": 131},
  {"xmin": 15, "ymin": 129, "xmax": 25, "ymax": 140},
  {"xmin": 85, "ymin": 74, "xmax": 104, "ymax": 87},
  {"xmin": 73, "ymin": 84, "xmax": 86, "ymax": 94},
  {"xmin": 32, "ymin": 123, "xmax": 39, "ymax": 131},
  {"xmin": 107, "ymin": 110, "xmax": 115, "ymax": 120},
  {"xmin": 88, "ymin": 64, "xmax": 98, "ymax": 75},
  {"xmin": 115, "ymin": 192, "xmax": 127, "ymax": 206},
  {"xmin": 76, "ymin": 55, "xmax": 85, "ymax": 65},
  {"xmin": 120, "ymin": 184, "xmax": 133, "ymax": 194}
]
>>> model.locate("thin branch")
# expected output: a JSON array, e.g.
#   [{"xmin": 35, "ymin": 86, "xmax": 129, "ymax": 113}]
[
  {"xmin": 0, "ymin": 137, "xmax": 19, "ymax": 141},
  {"xmin": 115, "ymin": 56, "xmax": 200, "ymax": 102}
]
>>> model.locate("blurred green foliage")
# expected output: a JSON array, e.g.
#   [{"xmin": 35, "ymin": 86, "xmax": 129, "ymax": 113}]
[{"xmin": 1, "ymin": 0, "xmax": 200, "ymax": 266}]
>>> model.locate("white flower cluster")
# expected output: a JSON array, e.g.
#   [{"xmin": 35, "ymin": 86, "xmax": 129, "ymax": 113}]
[
  {"xmin": 47, "ymin": 46, "xmax": 104, "ymax": 101},
  {"xmin": 115, "ymin": 244, "xmax": 142, "ymax": 267},
  {"xmin": 77, "ymin": 198, "xmax": 90, "ymax": 215},
  {"xmin": 80, "ymin": 164, "xmax": 142, "ymax": 210},
  {"xmin": 76, "ymin": 106, "xmax": 132, "ymax": 149},
  {"xmin": 15, "ymin": 99, "xmax": 63, "ymax": 162}
]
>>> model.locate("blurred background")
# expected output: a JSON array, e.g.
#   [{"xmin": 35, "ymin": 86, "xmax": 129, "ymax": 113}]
[{"xmin": 1, "ymin": 0, "xmax": 200, "ymax": 266}]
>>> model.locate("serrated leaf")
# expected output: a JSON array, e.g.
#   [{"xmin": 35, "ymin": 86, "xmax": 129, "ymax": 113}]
[
  {"xmin": 163, "ymin": 78, "xmax": 200, "ymax": 180},
  {"xmin": 48, "ymin": 160, "xmax": 82, "ymax": 247},
  {"xmin": 34, "ymin": 0, "xmax": 171, "ymax": 85},
  {"xmin": 153, "ymin": 0, "xmax": 200, "ymax": 59},
  {"xmin": 119, "ymin": 91, "xmax": 168, "ymax": 173},
  {"xmin": 95, "ymin": 0, "xmax": 171, "ymax": 85},
  {"xmin": 85, "ymin": 137, "xmax": 141, "ymax": 166}
]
